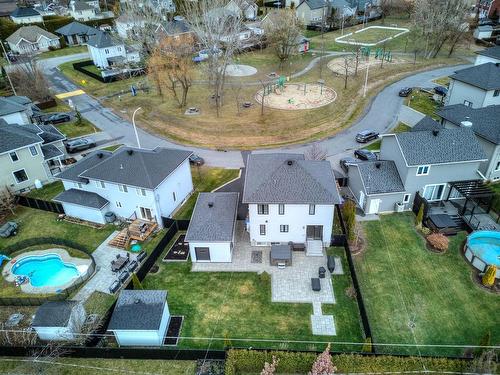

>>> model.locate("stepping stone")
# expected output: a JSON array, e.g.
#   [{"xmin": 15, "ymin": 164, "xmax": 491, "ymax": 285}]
[{"xmin": 311, "ymin": 315, "xmax": 336, "ymax": 336}]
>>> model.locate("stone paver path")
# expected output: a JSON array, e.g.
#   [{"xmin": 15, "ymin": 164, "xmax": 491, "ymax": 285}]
[{"xmin": 311, "ymin": 314, "xmax": 336, "ymax": 336}]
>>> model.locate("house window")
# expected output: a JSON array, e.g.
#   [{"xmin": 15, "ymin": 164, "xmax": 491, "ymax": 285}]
[
  {"xmin": 259, "ymin": 224, "xmax": 266, "ymax": 235},
  {"xmin": 136, "ymin": 188, "xmax": 146, "ymax": 196},
  {"xmin": 403, "ymin": 194, "xmax": 411, "ymax": 204},
  {"xmin": 13, "ymin": 169, "xmax": 28, "ymax": 184},
  {"xmin": 278, "ymin": 204, "xmax": 285, "ymax": 215},
  {"xmin": 173, "ymin": 192, "xmax": 176, "ymax": 201},
  {"xmin": 280, "ymin": 224, "xmax": 289, "ymax": 233},
  {"xmin": 105, "ymin": 48, "xmax": 109, "ymax": 54},
  {"xmin": 77, "ymin": 183, "xmax": 83, "ymax": 189},
  {"xmin": 9, "ymin": 152, "xmax": 19, "ymax": 162},
  {"xmin": 309, "ymin": 204, "xmax": 315, "ymax": 215},
  {"xmin": 116, "ymin": 201, "xmax": 122, "ymax": 208},
  {"xmin": 464, "ymin": 100, "xmax": 473, "ymax": 107},
  {"xmin": 29, "ymin": 146, "xmax": 38, "ymax": 156},
  {"xmin": 118, "ymin": 47, "xmax": 122, "ymax": 51},
  {"xmin": 495, "ymin": 161, "xmax": 500, "ymax": 171},
  {"xmin": 423, "ymin": 184, "xmax": 446, "ymax": 201},
  {"xmin": 257, "ymin": 204, "xmax": 269, "ymax": 215},
  {"xmin": 119, "ymin": 184, "xmax": 128, "ymax": 192},
  {"xmin": 95, "ymin": 181, "xmax": 105, "ymax": 188},
  {"xmin": 494, "ymin": 90, "xmax": 500, "ymax": 97},
  {"xmin": 416, "ymin": 165, "xmax": 430, "ymax": 176}
]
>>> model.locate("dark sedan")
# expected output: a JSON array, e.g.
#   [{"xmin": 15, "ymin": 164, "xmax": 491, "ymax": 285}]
[
  {"xmin": 354, "ymin": 149, "xmax": 377, "ymax": 161},
  {"xmin": 65, "ymin": 138, "xmax": 96, "ymax": 153},
  {"xmin": 43, "ymin": 113, "xmax": 71, "ymax": 124},
  {"xmin": 434, "ymin": 86, "xmax": 448, "ymax": 96},
  {"xmin": 355, "ymin": 130, "xmax": 379, "ymax": 143},
  {"xmin": 398, "ymin": 87, "xmax": 413, "ymax": 97},
  {"xmin": 189, "ymin": 154, "xmax": 205, "ymax": 166}
]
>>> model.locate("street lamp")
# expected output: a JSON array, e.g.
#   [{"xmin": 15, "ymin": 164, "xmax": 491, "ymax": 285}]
[
  {"xmin": 0, "ymin": 39, "xmax": 17, "ymax": 96},
  {"xmin": 363, "ymin": 58, "xmax": 370, "ymax": 98},
  {"xmin": 132, "ymin": 107, "xmax": 142, "ymax": 149}
]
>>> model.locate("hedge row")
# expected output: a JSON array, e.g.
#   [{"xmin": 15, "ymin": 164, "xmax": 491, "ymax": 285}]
[
  {"xmin": 225, "ymin": 350, "xmax": 469, "ymax": 375},
  {"xmin": 1, "ymin": 237, "xmax": 90, "ymax": 256}
]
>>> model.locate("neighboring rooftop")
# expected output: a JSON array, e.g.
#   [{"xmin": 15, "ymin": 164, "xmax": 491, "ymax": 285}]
[
  {"xmin": 437, "ymin": 104, "xmax": 500, "ymax": 145},
  {"xmin": 355, "ymin": 160, "xmax": 405, "ymax": 195},
  {"xmin": 32, "ymin": 301, "xmax": 78, "ymax": 327},
  {"xmin": 87, "ymin": 30, "xmax": 122, "ymax": 48},
  {"xmin": 476, "ymin": 45, "xmax": 500, "ymax": 60},
  {"xmin": 0, "ymin": 120, "xmax": 42, "ymax": 154},
  {"xmin": 449, "ymin": 62, "xmax": 500, "ymax": 90},
  {"xmin": 54, "ymin": 188, "xmax": 109, "ymax": 209},
  {"xmin": 41, "ymin": 144, "xmax": 64, "ymax": 160},
  {"xmin": 243, "ymin": 153, "xmax": 341, "ymax": 204},
  {"xmin": 55, "ymin": 21, "xmax": 99, "ymax": 36},
  {"xmin": 159, "ymin": 16, "xmax": 191, "ymax": 35},
  {"xmin": 411, "ymin": 116, "xmax": 443, "ymax": 132},
  {"xmin": 394, "ymin": 128, "xmax": 486, "ymax": 166},
  {"xmin": 108, "ymin": 290, "xmax": 167, "ymax": 331},
  {"xmin": 6, "ymin": 25, "xmax": 58, "ymax": 44},
  {"xmin": 299, "ymin": 0, "xmax": 329, "ymax": 9},
  {"xmin": 0, "ymin": 96, "xmax": 30, "ymax": 116},
  {"xmin": 56, "ymin": 150, "xmax": 113, "ymax": 183},
  {"xmin": 186, "ymin": 192, "xmax": 239, "ymax": 242},
  {"xmin": 10, "ymin": 6, "xmax": 41, "ymax": 18}
]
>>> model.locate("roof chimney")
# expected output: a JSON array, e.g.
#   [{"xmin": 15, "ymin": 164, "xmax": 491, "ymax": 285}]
[
  {"xmin": 97, "ymin": 152, "xmax": 103, "ymax": 158},
  {"xmin": 286, "ymin": 160, "xmax": 294, "ymax": 166},
  {"xmin": 127, "ymin": 149, "xmax": 134, "ymax": 155},
  {"xmin": 460, "ymin": 120, "xmax": 473, "ymax": 128},
  {"xmin": 432, "ymin": 129, "xmax": 440, "ymax": 137},
  {"xmin": 375, "ymin": 162, "xmax": 381, "ymax": 169},
  {"xmin": 208, "ymin": 202, "xmax": 214, "ymax": 208}
]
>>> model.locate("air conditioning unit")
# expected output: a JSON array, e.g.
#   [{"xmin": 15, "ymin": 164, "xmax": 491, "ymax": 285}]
[{"xmin": 395, "ymin": 202, "xmax": 405, "ymax": 212}]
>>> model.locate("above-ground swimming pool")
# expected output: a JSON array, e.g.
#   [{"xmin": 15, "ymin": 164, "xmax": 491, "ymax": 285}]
[
  {"xmin": 464, "ymin": 231, "xmax": 500, "ymax": 278},
  {"xmin": 12, "ymin": 254, "xmax": 80, "ymax": 288}
]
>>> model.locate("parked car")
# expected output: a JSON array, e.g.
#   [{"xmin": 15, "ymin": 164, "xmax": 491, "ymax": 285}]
[
  {"xmin": 339, "ymin": 157, "xmax": 358, "ymax": 173},
  {"xmin": 43, "ymin": 113, "xmax": 71, "ymax": 124},
  {"xmin": 434, "ymin": 86, "xmax": 448, "ymax": 96},
  {"xmin": 398, "ymin": 87, "xmax": 413, "ymax": 97},
  {"xmin": 65, "ymin": 138, "xmax": 96, "ymax": 153},
  {"xmin": 0, "ymin": 222, "xmax": 18, "ymax": 238},
  {"xmin": 355, "ymin": 130, "xmax": 379, "ymax": 143},
  {"xmin": 189, "ymin": 154, "xmax": 205, "ymax": 166},
  {"xmin": 354, "ymin": 149, "xmax": 377, "ymax": 161}
]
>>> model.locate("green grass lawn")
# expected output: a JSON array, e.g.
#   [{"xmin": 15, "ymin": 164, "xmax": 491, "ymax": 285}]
[
  {"xmin": 25, "ymin": 181, "xmax": 64, "ymax": 200},
  {"xmin": 55, "ymin": 118, "xmax": 98, "ymax": 138},
  {"xmin": 174, "ymin": 166, "xmax": 240, "ymax": 219},
  {"xmin": 406, "ymin": 89, "xmax": 441, "ymax": 119},
  {"xmin": 337, "ymin": 26, "xmax": 406, "ymax": 45},
  {"xmin": 354, "ymin": 213, "xmax": 499, "ymax": 356},
  {"xmin": 433, "ymin": 76, "xmax": 451, "ymax": 87},
  {"xmin": 100, "ymin": 144, "xmax": 123, "ymax": 152},
  {"xmin": 0, "ymin": 358, "xmax": 196, "ymax": 375},
  {"xmin": 36, "ymin": 45, "xmax": 88, "ymax": 60}
]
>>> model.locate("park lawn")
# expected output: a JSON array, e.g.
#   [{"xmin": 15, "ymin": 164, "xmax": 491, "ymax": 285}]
[
  {"xmin": 25, "ymin": 181, "xmax": 64, "ymax": 200},
  {"xmin": 354, "ymin": 213, "xmax": 499, "ymax": 356},
  {"xmin": 55, "ymin": 118, "xmax": 98, "ymax": 138},
  {"xmin": 36, "ymin": 45, "xmax": 88, "ymax": 60},
  {"xmin": 174, "ymin": 166, "xmax": 240, "ymax": 219},
  {"xmin": 406, "ymin": 89, "xmax": 441, "ymax": 119},
  {"xmin": 0, "ymin": 358, "xmax": 196, "ymax": 375},
  {"xmin": 337, "ymin": 26, "xmax": 406, "ymax": 45}
]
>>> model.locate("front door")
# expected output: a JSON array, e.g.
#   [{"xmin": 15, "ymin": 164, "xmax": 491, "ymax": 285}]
[
  {"xmin": 139, "ymin": 207, "xmax": 153, "ymax": 221},
  {"xmin": 195, "ymin": 247, "xmax": 210, "ymax": 261},
  {"xmin": 368, "ymin": 198, "xmax": 381, "ymax": 214},
  {"xmin": 306, "ymin": 225, "xmax": 323, "ymax": 240}
]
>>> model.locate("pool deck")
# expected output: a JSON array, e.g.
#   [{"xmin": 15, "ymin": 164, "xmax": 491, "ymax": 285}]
[{"xmin": 2, "ymin": 249, "xmax": 92, "ymax": 294}]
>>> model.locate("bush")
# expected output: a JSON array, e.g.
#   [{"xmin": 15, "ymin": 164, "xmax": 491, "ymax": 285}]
[
  {"xmin": 259, "ymin": 271, "xmax": 271, "ymax": 286},
  {"xmin": 415, "ymin": 203, "xmax": 424, "ymax": 228},
  {"xmin": 482, "ymin": 265, "xmax": 497, "ymax": 287},
  {"xmin": 420, "ymin": 226, "xmax": 431, "ymax": 236},
  {"xmin": 342, "ymin": 199, "xmax": 357, "ymax": 243},
  {"xmin": 426, "ymin": 233, "xmax": 449, "ymax": 252}
]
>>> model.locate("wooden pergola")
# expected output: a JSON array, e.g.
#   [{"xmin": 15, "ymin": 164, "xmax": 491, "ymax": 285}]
[{"xmin": 447, "ymin": 179, "xmax": 495, "ymax": 216}]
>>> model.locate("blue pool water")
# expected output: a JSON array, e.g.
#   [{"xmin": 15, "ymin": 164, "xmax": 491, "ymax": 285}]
[
  {"xmin": 12, "ymin": 254, "xmax": 80, "ymax": 288},
  {"xmin": 467, "ymin": 231, "xmax": 500, "ymax": 267}
]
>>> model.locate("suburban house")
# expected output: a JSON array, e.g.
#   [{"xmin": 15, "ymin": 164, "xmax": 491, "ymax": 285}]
[
  {"xmin": 119, "ymin": 0, "xmax": 176, "ymax": 13},
  {"xmin": 0, "ymin": 96, "xmax": 35, "ymax": 125},
  {"xmin": 186, "ymin": 192, "xmax": 239, "ymax": 262},
  {"xmin": 10, "ymin": 6, "xmax": 43, "ymax": 24},
  {"xmin": 115, "ymin": 14, "xmax": 147, "ymax": 39},
  {"xmin": 476, "ymin": 0, "xmax": 500, "ymax": 19},
  {"xmin": 54, "ymin": 147, "xmax": 193, "ymax": 226},
  {"xmin": 87, "ymin": 31, "xmax": 141, "ymax": 69},
  {"xmin": 69, "ymin": 0, "xmax": 112, "ymax": 21},
  {"xmin": 0, "ymin": 120, "xmax": 66, "ymax": 192},
  {"xmin": 296, "ymin": 0, "xmax": 355, "ymax": 27},
  {"xmin": 445, "ymin": 62, "xmax": 500, "ymax": 108},
  {"xmin": 437, "ymin": 104, "xmax": 500, "ymax": 181},
  {"xmin": 242, "ymin": 153, "xmax": 340, "ymax": 254},
  {"xmin": 225, "ymin": 0, "xmax": 259, "ymax": 20},
  {"xmin": 473, "ymin": 25, "xmax": 493, "ymax": 40},
  {"xmin": 475, "ymin": 45, "xmax": 500, "ymax": 65},
  {"xmin": 55, "ymin": 21, "xmax": 99, "ymax": 45},
  {"xmin": 6, "ymin": 26, "xmax": 60, "ymax": 55},
  {"xmin": 32, "ymin": 301, "xmax": 86, "ymax": 341},
  {"xmin": 348, "ymin": 128, "xmax": 487, "ymax": 214},
  {"xmin": 107, "ymin": 290, "xmax": 170, "ymax": 347},
  {"xmin": 155, "ymin": 16, "xmax": 194, "ymax": 40}
]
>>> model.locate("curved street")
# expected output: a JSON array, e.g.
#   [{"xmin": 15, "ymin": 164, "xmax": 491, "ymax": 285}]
[{"xmin": 39, "ymin": 53, "xmax": 469, "ymax": 169}]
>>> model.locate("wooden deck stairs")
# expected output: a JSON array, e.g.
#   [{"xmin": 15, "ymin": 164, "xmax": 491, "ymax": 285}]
[
  {"xmin": 108, "ymin": 228, "xmax": 130, "ymax": 249},
  {"xmin": 128, "ymin": 219, "xmax": 158, "ymax": 241}
]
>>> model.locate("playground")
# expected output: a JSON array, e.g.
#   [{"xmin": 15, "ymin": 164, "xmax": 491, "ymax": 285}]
[
  {"xmin": 255, "ymin": 80, "xmax": 337, "ymax": 110},
  {"xmin": 335, "ymin": 26, "xmax": 410, "ymax": 47}
]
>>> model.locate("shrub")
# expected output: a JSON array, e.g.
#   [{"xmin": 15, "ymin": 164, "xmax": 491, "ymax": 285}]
[
  {"xmin": 415, "ymin": 203, "xmax": 424, "ymax": 228},
  {"xmin": 420, "ymin": 226, "xmax": 431, "ymax": 236},
  {"xmin": 482, "ymin": 265, "xmax": 497, "ymax": 287},
  {"xmin": 259, "ymin": 271, "xmax": 271, "ymax": 285},
  {"xmin": 426, "ymin": 233, "xmax": 449, "ymax": 252},
  {"xmin": 342, "ymin": 199, "xmax": 357, "ymax": 243}
]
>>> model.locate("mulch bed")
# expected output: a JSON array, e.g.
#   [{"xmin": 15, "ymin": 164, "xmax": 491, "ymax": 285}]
[
  {"xmin": 163, "ymin": 316, "xmax": 183, "ymax": 346},
  {"xmin": 251, "ymin": 250, "xmax": 262, "ymax": 264},
  {"xmin": 163, "ymin": 234, "xmax": 189, "ymax": 262}
]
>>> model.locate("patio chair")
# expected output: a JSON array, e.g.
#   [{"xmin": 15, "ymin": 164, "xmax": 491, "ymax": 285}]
[
  {"xmin": 109, "ymin": 280, "xmax": 120, "ymax": 294},
  {"xmin": 137, "ymin": 251, "xmax": 147, "ymax": 263},
  {"xmin": 119, "ymin": 270, "xmax": 129, "ymax": 283},
  {"xmin": 128, "ymin": 260, "xmax": 138, "ymax": 272},
  {"xmin": 319, "ymin": 267, "xmax": 326, "ymax": 279}
]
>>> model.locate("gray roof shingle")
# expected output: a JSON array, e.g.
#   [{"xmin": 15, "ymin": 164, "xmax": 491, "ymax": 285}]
[
  {"xmin": 411, "ymin": 116, "xmax": 443, "ymax": 132},
  {"xmin": 185, "ymin": 192, "xmax": 238, "ymax": 242},
  {"xmin": 6, "ymin": 25, "xmax": 58, "ymax": 44},
  {"xmin": 476, "ymin": 45, "xmax": 500, "ymax": 60},
  {"xmin": 80, "ymin": 147, "xmax": 192, "ymax": 189},
  {"xmin": 32, "ymin": 301, "xmax": 78, "ymax": 327},
  {"xmin": 87, "ymin": 31, "xmax": 122, "ymax": 48},
  {"xmin": 299, "ymin": 0, "xmax": 328, "ymax": 9},
  {"xmin": 436, "ymin": 104, "xmax": 500, "ymax": 145},
  {"xmin": 394, "ymin": 128, "xmax": 486, "ymax": 166},
  {"xmin": 55, "ymin": 21, "xmax": 99, "ymax": 37},
  {"xmin": 355, "ymin": 161, "xmax": 405, "ymax": 195},
  {"xmin": 42, "ymin": 144, "xmax": 64, "ymax": 160},
  {"xmin": 0, "ymin": 120, "xmax": 43, "ymax": 154},
  {"xmin": 10, "ymin": 6, "xmax": 40, "ymax": 18},
  {"xmin": 242, "ymin": 153, "xmax": 340, "ymax": 204},
  {"xmin": 56, "ymin": 150, "xmax": 113, "ymax": 183},
  {"xmin": 449, "ymin": 63, "xmax": 500, "ymax": 90},
  {"xmin": 53, "ymin": 188, "xmax": 109, "ymax": 209},
  {"xmin": 108, "ymin": 290, "xmax": 167, "ymax": 331},
  {"xmin": 0, "ymin": 96, "xmax": 28, "ymax": 116}
]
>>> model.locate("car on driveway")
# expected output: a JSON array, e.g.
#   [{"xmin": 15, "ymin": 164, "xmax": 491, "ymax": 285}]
[
  {"xmin": 398, "ymin": 87, "xmax": 413, "ymax": 97},
  {"xmin": 0, "ymin": 222, "xmax": 18, "ymax": 238},
  {"xmin": 65, "ymin": 138, "xmax": 96, "ymax": 153},
  {"xmin": 43, "ymin": 113, "xmax": 71, "ymax": 124},
  {"xmin": 355, "ymin": 130, "xmax": 379, "ymax": 143},
  {"xmin": 434, "ymin": 86, "xmax": 448, "ymax": 96},
  {"xmin": 354, "ymin": 149, "xmax": 377, "ymax": 161},
  {"xmin": 339, "ymin": 157, "xmax": 358, "ymax": 173},
  {"xmin": 189, "ymin": 154, "xmax": 205, "ymax": 166}
]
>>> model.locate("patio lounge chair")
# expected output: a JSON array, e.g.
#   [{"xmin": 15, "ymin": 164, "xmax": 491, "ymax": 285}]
[
  {"xmin": 137, "ymin": 251, "xmax": 147, "ymax": 263},
  {"xmin": 311, "ymin": 278, "xmax": 321, "ymax": 292},
  {"xmin": 119, "ymin": 270, "xmax": 129, "ymax": 283},
  {"xmin": 109, "ymin": 280, "xmax": 120, "ymax": 294},
  {"xmin": 128, "ymin": 260, "xmax": 138, "ymax": 272},
  {"xmin": 319, "ymin": 266, "xmax": 326, "ymax": 279}
]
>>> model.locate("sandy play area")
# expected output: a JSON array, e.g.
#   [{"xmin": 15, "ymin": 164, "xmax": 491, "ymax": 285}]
[
  {"xmin": 255, "ymin": 83, "xmax": 337, "ymax": 110},
  {"xmin": 328, "ymin": 56, "xmax": 409, "ymax": 76},
  {"xmin": 225, "ymin": 64, "xmax": 258, "ymax": 77}
]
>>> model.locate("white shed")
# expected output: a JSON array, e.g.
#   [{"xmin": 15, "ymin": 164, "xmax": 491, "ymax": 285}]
[
  {"xmin": 107, "ymin": 290, "xmax": 170, "ymax": 347},
  {"xmin": 32, "ymin": 301, "xmax": 86, "ymax": 341},
  {"xmin": 186, "ymin": 192, "xmax": 239, "ymax": 263},
  {"xmin": 53, "ymin": 189, "xmax": 110, "ymax": 224}
]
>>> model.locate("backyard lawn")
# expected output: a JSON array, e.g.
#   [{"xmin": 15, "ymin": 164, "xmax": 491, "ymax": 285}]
[
  {"xmin": 36, "ymin": 45, "xmax": 88, "ymax": 60},
  {"xmin": 25, "ymin": 181, "xmax": 64, "ymax": 200},
  {"xmin": 406, "ymin": 89, "xmax": 441, "ymax": 119},
  {"xmin": 174, "ymin": 166, "xmax": 240, "ymax": 219},
  {"xmin": 55, "ymin": 118, "xmax": 98, "ymax": 139},
  {"xmin": 354, "ymin": 213, "xmax": 499, "ymax": 356}
]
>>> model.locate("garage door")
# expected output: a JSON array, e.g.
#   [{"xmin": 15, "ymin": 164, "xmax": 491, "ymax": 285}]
[{"xmin": 195, "ymin": 247, "xmax": 210, "ymax": 261}]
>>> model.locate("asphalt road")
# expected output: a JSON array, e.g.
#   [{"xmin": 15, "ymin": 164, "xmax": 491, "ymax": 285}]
[{"xmin": 38, "ymin": 53, "xmax": 469, "ymax": 170}]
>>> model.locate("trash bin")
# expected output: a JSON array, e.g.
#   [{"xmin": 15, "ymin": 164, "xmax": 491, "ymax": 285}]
[
  {"xmin": 104, "ymin": 212, "xmax": 116, "ymax": 223},
  {"xmin": 319, "ymin": 266, "xmax": 326, "ymax": 279},
  {"xmin": 327, "ymin": 256, "xmax": 335, "ymax": 273}
]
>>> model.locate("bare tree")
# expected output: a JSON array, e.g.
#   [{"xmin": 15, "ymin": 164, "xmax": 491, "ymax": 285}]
[
  {"xmin": 9, "ymin": 56, "xmax": 50, "ymax": 102},
  {"xmin": 339, "ymin": 54, "xmax": 355, "ymax": 89},
  {"xmin": 306, "ymin": 144, "xmax": 328, "ymax": 160},
  {"xmin": 0, "ymin": 186, "xmax": 17, "ymax": 216},
  {"xmin": 231, "ymin": 79, "xmax": 244, "ymax": 115},
  {"xmin": 263, "ymin": 9, "xmax": 303, "ymax": 70}
]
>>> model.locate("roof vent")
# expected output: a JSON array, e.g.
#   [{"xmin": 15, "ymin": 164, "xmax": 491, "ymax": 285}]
[
  {"xmin": 120, "ymin": 164, "xmax": 124, "ymax": 170},
  {"xmin": 286, "ymin": 160, "xmax": 294, "ymax": 166},
  {"xmin": 496, "ymin": 62, "xmax": 500, "ymax": 67},
  {"xmin": 134, "ymin": 298, "xmax": 141, "ymax": 304},
  {"xmin": 375, "ymin": 162, "xmax": 381, "ymax": 169},
  {"xmin": 432, "ymin": 129, "xmax": 440, "ymax": 137},
  {"xmin": 173, "ymin": 15, "xmax": 184, "ymax": 21},
  {"xmin": 208, "ymin": 202, "xmax": 214, "ymax": 208},
  {"xmin": 127, "ymin": 149, "xmax": 134, "ymax": 155},
  {"xmin": 97, "ymin": 152, "xmax": 103, "ymax": 158},
  {"xmin": 460, "ymin": 120, "xmax": 473, "ymax": 128}
]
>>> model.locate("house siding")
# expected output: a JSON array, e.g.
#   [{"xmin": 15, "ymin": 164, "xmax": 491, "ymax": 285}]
[
  {"xmin": 296, "ymin": 3, "xmax": 324, "ymax": 25},
  {"xmin": 189, "ymin": 241, "xmax": 232, "ymax": 262},
  {"xmin": 88, "ymin": 44, "xmax": 126, "ymax": 69},
  {"xmin": 60, "ymin": 201, "xmax": 108, "ymax": 224},
  {"xmin": 1, "ymin": 111, "xmax": 30, "ymax": 125},
  {"xmin": 11, "ymin": 15, "xmax": 44, "ymax": 24},
  {"xmin": 379, "ymin": 136, "xmax": 409, "ymax": 182},
  {"xmin": 446, "ymin": 79, "xmax": 498, "ymax": 108}
]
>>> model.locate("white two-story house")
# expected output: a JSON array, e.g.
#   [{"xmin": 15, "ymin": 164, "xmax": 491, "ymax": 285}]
[
  {"xmin": 242, "ymin": 153, "xmax": 340, "ymax": 255},
  {"xmin": 87, "ymin": 31, "xmax": 140, "ymax": 69},
  {"xmin": 446, "ymin": 62, "xmax": 500, "ymax": 108},
  {"xmin": 54, "ymin": 147, "xmax": 193, "ymax": 226}
]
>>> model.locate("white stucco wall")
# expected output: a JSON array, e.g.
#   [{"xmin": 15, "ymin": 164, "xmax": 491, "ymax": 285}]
[
  {"xmin": 0, "ymin": 111, "xmax": 30, "ymax": 125},
  {"xmin": 248, "ymin": 203, "xmax": 334, "ymax": 246},
  {"xmin": 475, "ymin": 55, "xmax": 500, "ymax": 65},
  {"xmin": 189, "ymin": 242, "xmax": 232, "ymax": 262},
  {"xmin": 60, "ymin": 201, "xmax": 108, "ymax": 223},
  {"xmin": 88, "ymin": 44, "xmax": 126, "ymax": 69},
  {"xmin": 11, "ymin": 15, "xmax": 44, "ymax": 24}
]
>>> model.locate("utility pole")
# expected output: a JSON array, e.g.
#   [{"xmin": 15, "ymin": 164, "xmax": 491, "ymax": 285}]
[
  {"xmin": 0, "ymin": 40, "xmax": 17, "ymax": 96},
  {"xmin": 363, "ymin": 56, "xmax": 369, "ymax": 98}
]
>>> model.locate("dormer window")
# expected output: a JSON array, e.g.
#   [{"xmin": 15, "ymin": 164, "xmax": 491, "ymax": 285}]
[
  {"xmin": 416, "ymin": 165, "xmax": 430, "ymax": 176},
  {"xmin": 96, "ymin": 181, "xmax": 105, "ymax": 188}
]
